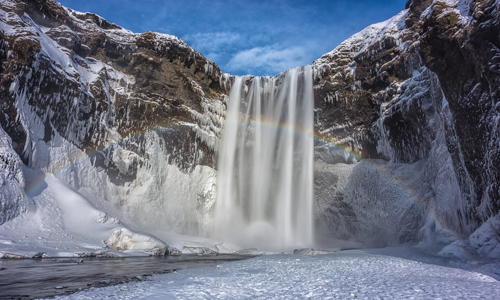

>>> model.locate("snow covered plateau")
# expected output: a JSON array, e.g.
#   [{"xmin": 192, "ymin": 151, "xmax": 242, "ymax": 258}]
[{"xmin": 1, "ymin": 0, "xmax": 500, "ymax": 298}]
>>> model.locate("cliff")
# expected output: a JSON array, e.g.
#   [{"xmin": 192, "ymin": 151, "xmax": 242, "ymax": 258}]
[{"xmin": 312, "ymin": 0, "xmax": 500, "ymax": 257}]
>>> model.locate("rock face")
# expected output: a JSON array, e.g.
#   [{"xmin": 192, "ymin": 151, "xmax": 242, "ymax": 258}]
[
  {"xmin": 0, "ymin": 0, "xmax": 226, "ymax": 240},
  {"xmin": 0, "ymin": 126, "xmax": 32, "ymax": 224},
  {"xmin": 0, "ymin": 0, "xmax": 499, "ymax": 256},
  {"xmin": 0, "ymin": 0, "xmax": 226, "ymax": 169},
  {"xmin": 417, "ymin": 0, "xmax": 500, "ymax": 226},
  {"xmin": 312, "ymin": 0, "xmax": 500, "ymax": 255}
]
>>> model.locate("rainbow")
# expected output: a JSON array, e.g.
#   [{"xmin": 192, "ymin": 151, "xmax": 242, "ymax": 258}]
[
  {"xmin": 234, "ymin": 114, "xmax": 364, "ymax": 160},
  {"xmin": 24, "ymin": 123, "xmax": 186, "ymax": 197},
  {"xmin": 23, "ymin": 117, "xmax": 462, "ymax": 241}
]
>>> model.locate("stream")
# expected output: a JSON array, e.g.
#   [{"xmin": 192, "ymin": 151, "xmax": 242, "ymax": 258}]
[{"xmin": 0, "ymin": 254, "xmax": 254, "ymax": 299}]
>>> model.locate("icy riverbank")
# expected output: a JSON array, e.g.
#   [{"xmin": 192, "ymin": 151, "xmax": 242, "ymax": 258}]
[
  {"xmin": 0, "ymin": 254, "xmax": 254, "ymax": 299},
  {"xmin": 49, "ymin": 245, "xmax": 500, "ymax": 299}
]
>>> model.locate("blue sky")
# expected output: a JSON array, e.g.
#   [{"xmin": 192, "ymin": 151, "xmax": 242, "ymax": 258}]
[{"xmin": 57, "ymin": 0, "xmax": 407, "ymax": 76}]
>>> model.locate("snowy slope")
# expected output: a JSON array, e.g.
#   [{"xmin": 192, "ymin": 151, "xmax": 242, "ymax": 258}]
[
  {"xmin": 314, "ymin": 9, "xmax": 408, "ymax": 68},
  {"xmin": 0, "ymin": 168, "xmax": 168, "ymax": 258}
]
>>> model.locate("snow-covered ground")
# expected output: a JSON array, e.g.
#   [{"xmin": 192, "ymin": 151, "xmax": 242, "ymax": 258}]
[
  {"xmin": 0, "ymin": 162, "xmax": 240, "ymax": 258},
  {"xmin": 0, "ymin": 168, "xmax": 168, "ymax": 258},
  {"xmin": 49, "ymin": 245, "xmax": 500, "ymax": 299}
]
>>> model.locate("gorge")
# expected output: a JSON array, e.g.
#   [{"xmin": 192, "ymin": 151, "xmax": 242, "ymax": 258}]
[{"xmin": 0, "ymin": 0, "xmax": 499, "ymax": 264}]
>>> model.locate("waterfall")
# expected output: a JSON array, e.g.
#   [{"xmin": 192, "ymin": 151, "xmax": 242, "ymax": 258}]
[{"xmin": 214, "ymin": 66, "xmax": 314, "ymax": 251}]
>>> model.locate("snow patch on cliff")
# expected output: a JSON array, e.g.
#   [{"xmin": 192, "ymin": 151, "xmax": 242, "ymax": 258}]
[
  {"xmin": 421, "ymin": 0, "xmax": 473, "ymax": 27},
  {"xmin": 314, "ymin": 9, "xmax": 408, "ymax": 67}
]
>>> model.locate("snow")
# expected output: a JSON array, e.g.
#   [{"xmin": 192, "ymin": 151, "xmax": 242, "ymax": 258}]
[
  {"xmin": 106, "ymin": 228, "xmax": 167, "ymax": 256},
  {"xmin": 73, "ymin": 56, "xmax": 133, "ymax": 88},
  {"xmin": 469, "ymin": 214, "xmax": 500, "ymax": 259},
  {"xmin": 0, "ymin": 168, "xmax": 168, "ymax": 258},
  {"xmin": 314, "ymin": 9, "xmax": 408, "ymax": 67},
  {"xmin": 50, "ymin": 245, "xmax": 500, "ymax": 299},
  {"xmin": 46, "ymin": 173, "xmax": 120, "ymax": 238}
]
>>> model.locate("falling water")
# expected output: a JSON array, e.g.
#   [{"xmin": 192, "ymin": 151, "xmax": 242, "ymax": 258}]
[{"xmin": 214, "ymin": 66, "xmax": 314, "ymax": 251}]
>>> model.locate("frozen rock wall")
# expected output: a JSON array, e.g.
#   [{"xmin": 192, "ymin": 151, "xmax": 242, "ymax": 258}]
[
  {"xmin": 0, "ymin": 0, "xmax": 225, "ymax": 251},
  {"xmin": 312, "ymin": 0, "xmax": 500, "ymax": 256},
  {"xmin": 0, "ymin": 126, "xmax": 32, "ymax": 225}
]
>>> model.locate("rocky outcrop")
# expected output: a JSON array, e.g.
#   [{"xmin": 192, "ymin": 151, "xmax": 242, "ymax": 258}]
[
  {"xmin": 312, "ymin": 0, "xmax": 500, "ymax": 255},
  {"xmin": 0, "ymin": 0, "xmax": 227, "ymax": 239},
  {"xmin": 0, "ymin": 0, "xmax": 227, "ymax": 172},
  {"xmin": 105, "ymin": 227, "xmax": 168, "ymax": 256}
]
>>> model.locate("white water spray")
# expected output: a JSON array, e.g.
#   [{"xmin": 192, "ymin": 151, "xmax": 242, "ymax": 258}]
[{"xmin": 214, "ymin": 66, "xmax": 314, "ymax": 251}]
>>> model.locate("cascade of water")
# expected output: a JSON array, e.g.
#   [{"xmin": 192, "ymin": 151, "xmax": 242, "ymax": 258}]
[{"xmin": 214, "ymin": 66, "xmax": 314, "ymax": 251}]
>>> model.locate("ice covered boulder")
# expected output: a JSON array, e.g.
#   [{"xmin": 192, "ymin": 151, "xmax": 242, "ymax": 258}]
[
  {"xmin": 293, "ymin": 248, "xmax": 339, "ymax": 255},
  {"xmin": 469, "ymin": 215, "xmax": 500, "ymax": 259},
  {"xmin": 438, "ymin": 240, "xmax": 475, "ymax": 259},
  {"xmin": 182, "ymin": 246, "xmax": 218, "ymax": 255},
  {"xmin": 106, "ymin": 228, "xmax": 168, "ymax": 256}
]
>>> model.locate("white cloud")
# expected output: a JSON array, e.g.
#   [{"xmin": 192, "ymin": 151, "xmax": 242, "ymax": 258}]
[
  {"xmin": 225, "ymin": 44, "xmax": 309, "ymax": 76},
  {"xmin": 183, "ymin": 31, "xmax": 242, "ymax": 52}
]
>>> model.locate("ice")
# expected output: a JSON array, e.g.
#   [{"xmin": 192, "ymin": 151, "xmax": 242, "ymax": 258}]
[
  {"xmin": 0, "ymin": 127, "xmax": 32, "ymax": 225},
  {"xmin": 106, "ymin": 228, "xmax": 167, "ymax": 256},
  {"xmin": 51, "ymin": 246, "xmax": 500, "ymax": 299}
]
